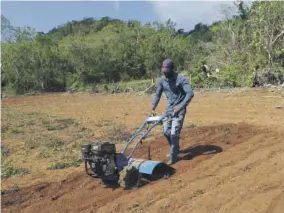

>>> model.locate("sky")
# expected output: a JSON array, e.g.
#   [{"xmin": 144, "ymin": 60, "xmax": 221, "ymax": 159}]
[{"xmin": 1, "ymin": 1, "xmax": 241, "ymax": 33}]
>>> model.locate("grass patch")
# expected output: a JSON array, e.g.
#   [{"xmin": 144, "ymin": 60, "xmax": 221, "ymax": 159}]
[
  {"xmin": 43, "ymin": 134, "xmax": 65, "ymax": 150},
  {"xmin": 9, "ymin": 128, "xmax": 24, "ymax": 135},
  {"xmin": 24, "ymin": 134, "xmax": 65, "ymax": 150},
  {"xmin": 42, "ymin": 118, "xmax": 78, "ymax": 131},
  {"xmin": 24, "ymin": 136, "xmax": 42, "ymax": 149},
  {"xmin": 0, "ymin": 147, "xmax": 30, "ymax": 180},
  {"xmin": 196, "ymin": 188, "xmax": 204, "ymax": 195},
  {"xmin": 2, "ymin": 107, "xmax": 95, "ymax": 168},
  {"xmin": 98, "ymin": 120, "xmax": 132, "ymax": 143},
  {"xmin": 94, "ymin": 119, "xmax": 132, "ymax": 143},
  {"xmin": 37, "ymin": 148, "xmax": 52, "ymax": 159},
  {"xmin": 95, "ymin": 119, "xmax": 114, "ymax": 128},
  {"xmin": 1, "ymin": 184, "xmax": 20, "ymax": 196},
  {"xmin": 106, "ymin": 123, "xmax": 131, "ymax": 142},
  {"xmin": 1, "ymin": 145, "xmax": 10, "ymax": 158},
  {"xmin": 224, "ymin": 127, "xmax": 231, "ymax": 134},
  {"xmin": 47, "ymin": 160, "xmax": 81, "ymax": 170},
  {"xmin": 10, "ymin": 184, "xmax": 20, "ymax": 193},
  {"xmin": 1, "ymin": 106, "xmax": 131, "ymax": 179},
  {"xmin": 1, "ymin": 160, "xmax": 30, "ymax": 179}
]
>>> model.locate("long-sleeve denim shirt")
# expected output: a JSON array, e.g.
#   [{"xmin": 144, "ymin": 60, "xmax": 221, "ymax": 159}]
[{"xmin": 152, "ymin": 73, "xmax": 194, "ymax": 112}]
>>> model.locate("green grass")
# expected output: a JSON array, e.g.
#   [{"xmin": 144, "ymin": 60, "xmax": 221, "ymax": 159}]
[
  {"xmin": 42, "ymin": 118, "xmax": 78, "ymax": 131},
  {"xmin": 1, "ymin": 146, "xmax": 30, "ymax": 179},
  {"xmin": 224, "ymin": 127, "xmax": 231, "ymax": 134},
  {"xmin": 10, "ymin": 184, "xmax": 20, "ymax": 193},
  {"xmin": 47, "ymin": 160, "xmax": 81, "ymax": 170},
  {"xmin": 196, "ymin": 188, "xmax": 204, "ymax": 195},
  {"xmin": 1, "ymin": 160, "xmax": 30, "ymax": 179},
  {"xmin": 1, "ymin": 184, "xmax": 20, "ymax": 196}
]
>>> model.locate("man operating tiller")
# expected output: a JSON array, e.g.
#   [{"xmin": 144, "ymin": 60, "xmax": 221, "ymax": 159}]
[{"xmin": 151, "ymin": 59, "xmax": 194, "ymax": 165}]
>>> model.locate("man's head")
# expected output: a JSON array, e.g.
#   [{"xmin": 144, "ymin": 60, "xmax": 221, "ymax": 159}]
[{"xmin": 161, "ymin": 59, "xmax": 175, "ymax": 78}]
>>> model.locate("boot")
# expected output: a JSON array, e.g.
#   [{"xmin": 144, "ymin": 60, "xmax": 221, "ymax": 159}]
[
  {"xmin": 166, "ymin": 147, "xmax": 180, "ymax": 157},
  {"xmin": 167, "ymin": 158, "xmax": 178, "ymax": 166}
]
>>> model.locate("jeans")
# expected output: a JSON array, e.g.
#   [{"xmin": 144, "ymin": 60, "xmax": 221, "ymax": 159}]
[{"xmin": 163, "ymin": 109, "xmax": 186, "ymax": 162}]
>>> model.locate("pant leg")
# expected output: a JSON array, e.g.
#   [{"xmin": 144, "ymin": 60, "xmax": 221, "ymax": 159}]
[
  {"xmin": 170, "ymin": 109, "xmax": 186, "ymax": 161},
  {"xmin": 163, "ymin": 116, "xmax": 172, "ymax": 147}
]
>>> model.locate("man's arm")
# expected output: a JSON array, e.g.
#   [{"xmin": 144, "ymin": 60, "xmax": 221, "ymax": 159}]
[
  {"xmin": 152, "ymin": 79, "xmax": 163, "ymax": 111},
  {"xmin": 176, "ymin": 76, "xmax": 194, "ymax": 110}
]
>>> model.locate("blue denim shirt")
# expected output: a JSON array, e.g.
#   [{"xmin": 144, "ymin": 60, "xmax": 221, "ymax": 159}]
[{"xmin": 152, "ymin": 73, "xmax": 194, "ymax": 112}]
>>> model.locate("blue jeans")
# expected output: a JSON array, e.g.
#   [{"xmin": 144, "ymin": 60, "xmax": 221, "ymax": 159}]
[{"xmin": 163, "ymin": 109, "xmax": 186, "ymax": 162}]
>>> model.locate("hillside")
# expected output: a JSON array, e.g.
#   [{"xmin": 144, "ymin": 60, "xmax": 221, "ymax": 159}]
[{"xmin": 1, "ymin": 1, "xmax": 284, "ymax": 96}]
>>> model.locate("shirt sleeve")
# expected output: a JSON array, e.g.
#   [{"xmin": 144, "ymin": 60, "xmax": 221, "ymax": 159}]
[
  {"xmin": 152, "ymin": 78, "xmax": 163, "ymax": 110},
  {"xmin": 176, "ymin": 76, "xmax": 194, "ymax": 109}
]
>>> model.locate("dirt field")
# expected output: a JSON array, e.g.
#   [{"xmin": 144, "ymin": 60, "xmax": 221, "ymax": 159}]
[{"xmin": 1, "ymin": 88, "xmax": 284, "ymax": 213}]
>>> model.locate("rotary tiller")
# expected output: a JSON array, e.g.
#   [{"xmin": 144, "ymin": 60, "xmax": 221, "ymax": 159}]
[{"xmin": 81, "ymin": 113, "xmax": 174, "ymax": 188}]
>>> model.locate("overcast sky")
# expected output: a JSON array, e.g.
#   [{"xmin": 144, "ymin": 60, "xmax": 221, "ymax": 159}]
[{"xmin": 1, "ymin": 1, "xmax": 247, "ymax": 33}]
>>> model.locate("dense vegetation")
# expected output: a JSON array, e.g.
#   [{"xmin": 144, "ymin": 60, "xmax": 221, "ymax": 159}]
[{"xmin": 1, "ymin": 1, "xmax": 284, "ymax": 95}]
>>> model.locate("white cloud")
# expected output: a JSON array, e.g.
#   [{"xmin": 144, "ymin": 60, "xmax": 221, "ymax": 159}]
[{"xmin": 151, "ymin": 1, "xmax": 237, "ymax": 30}]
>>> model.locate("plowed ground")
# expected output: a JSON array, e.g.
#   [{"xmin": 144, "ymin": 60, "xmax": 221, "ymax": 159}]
[{"xmin": 2, "ymin": 88, "xmax": 284, "ymax": 213}]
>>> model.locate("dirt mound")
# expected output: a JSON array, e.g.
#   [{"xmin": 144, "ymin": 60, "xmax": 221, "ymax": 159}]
[{"xmin": 3, "ymin": 123, "xmax": 283, "ymax": 213}]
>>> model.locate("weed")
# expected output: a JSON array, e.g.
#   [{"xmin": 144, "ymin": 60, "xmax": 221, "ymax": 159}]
[
  {"xmin": 1, "ymin": 160, "xmax": 30, "ymax": 179},
  {"xmin": 42, "ymin": 118, "xmax": 77, "ymax": 131},
  {"xmin": 10, "ymin": 184, "xmax": 20, "ymax": 193},
  {"xmin": 224, "ymin": 127, "xmax": 231, "ymax": 133},
  {"xmin": 95, "ymin": 119, "xmax": 114, "ymax": 128},
  {"xmin": 25, "ymin": 136, "xmax": 42, "ymax": 149},
  {"xmin": 43, "ymin": 134, "xmax": 64, "ymax": 150},
  {"xmin": 1, "ymin": 189, "xmax": 6, "ymax": 195},
  {"xmin": 9, "ymin": 128, "xmax": 24, "ymax": 135},
  {"xmin": 1, "ymin": 145, "xmax": 9, "ymax": 158},
  {"xmin": 101, "ymin": 122, "xmax": 132, "ymax": 143},
  {"xmin": 196, "ymin": 188, "xmax": 204, "ymax": 195},
  {"xmin": 1, "ymin": 124, "xmax": 9, "ymax": 134},
  {"xmin": 47, "ymin": 160, "xmax": 81, "ymax": 170},
  {"xmin": 37, "ymin": 149, "xmax": 52, "ymax": 159},
  {"xmin": 80, "ymin": 127, "xmax": 88, "ymax": 132}
]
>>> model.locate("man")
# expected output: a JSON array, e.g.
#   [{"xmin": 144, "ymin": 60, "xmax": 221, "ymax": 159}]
[
  {"xmin": 201, "ymin": 62, "xmax": 211, "ymax": 77},
  {"xmin": 151, "ymin": 59, "xmax": 194, "ymax": 165}
]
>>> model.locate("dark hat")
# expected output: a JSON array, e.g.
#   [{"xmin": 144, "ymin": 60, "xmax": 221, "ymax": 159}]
[{"xmin": 161, "ymin": 59, "xmax": 174, "ymax": 73}]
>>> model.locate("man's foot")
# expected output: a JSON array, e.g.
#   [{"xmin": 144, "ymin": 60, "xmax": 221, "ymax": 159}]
[
  {"xmin": 167, "ymin": 159, "xmax": 177, "ymax": 166},
  {"xmin": 166, "ymin": 149, "xmax": 180, "ymax": 158}
]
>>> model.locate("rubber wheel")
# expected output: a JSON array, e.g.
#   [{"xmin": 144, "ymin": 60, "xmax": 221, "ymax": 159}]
[{"xmin": 118, "ymin": 165, "xmax": 139, "ymax": 189}]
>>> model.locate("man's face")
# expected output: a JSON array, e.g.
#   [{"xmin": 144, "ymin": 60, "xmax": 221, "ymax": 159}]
[
  {"xmin": 163, "ymin": 70, "xmax": 174, "ymax": 78},
  {"xmin": 161, "ymin": 59, "xmax": 174, "ymax": 78}
]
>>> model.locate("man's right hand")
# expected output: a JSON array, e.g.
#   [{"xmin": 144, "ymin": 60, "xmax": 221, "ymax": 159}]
[{"xmin": 150, "ymin": 110, "xmax": 156, "ymax": 116}]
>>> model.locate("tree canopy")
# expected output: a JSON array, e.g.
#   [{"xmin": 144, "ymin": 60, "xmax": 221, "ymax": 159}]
[{"xmin": 1, "ymin": 1, "xmax": 284, "ymax": 95}]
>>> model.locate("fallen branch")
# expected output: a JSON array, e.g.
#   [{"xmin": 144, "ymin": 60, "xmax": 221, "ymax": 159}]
[{"xmin": 144, "ymin": 79, "xmax": 156, "ymax": 94}]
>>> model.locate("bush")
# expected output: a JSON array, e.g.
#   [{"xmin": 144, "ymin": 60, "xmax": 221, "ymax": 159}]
[{"xmin": 255, "ymin": 67, "xmax": 284, "ymax": 86}]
